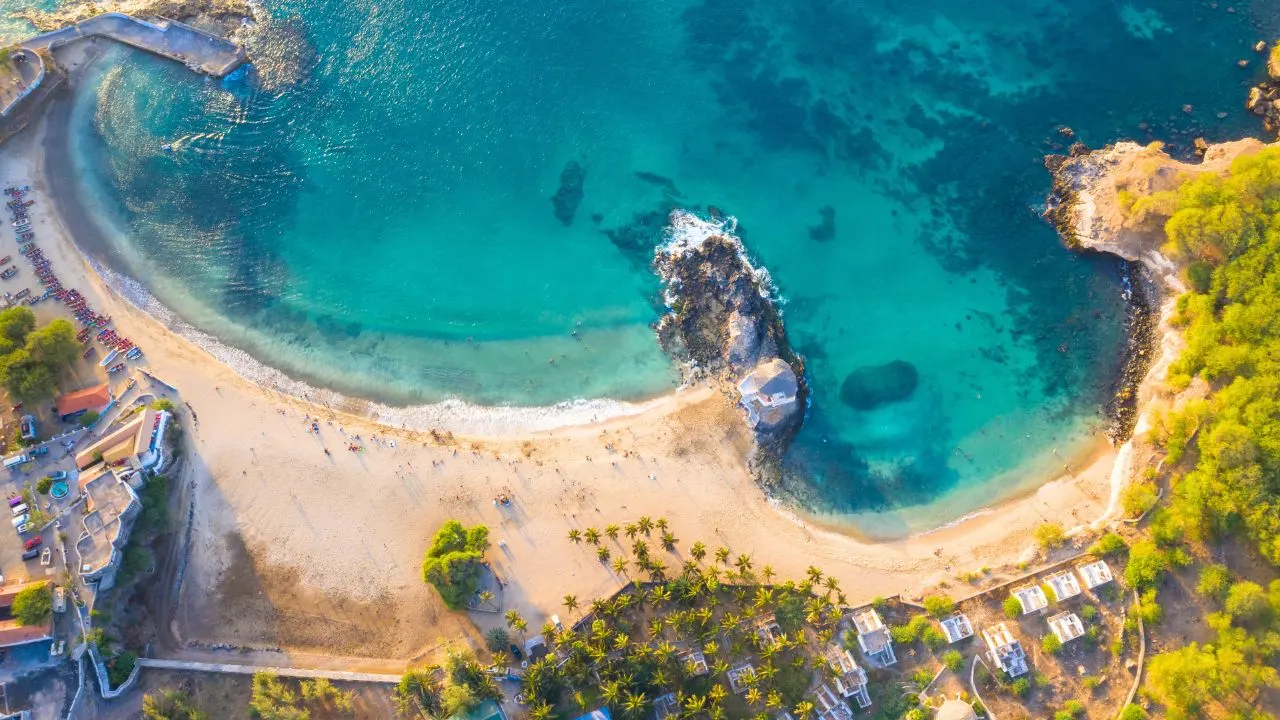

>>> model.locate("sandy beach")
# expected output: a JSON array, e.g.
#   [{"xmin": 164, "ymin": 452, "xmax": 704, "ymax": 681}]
[{"xmin": 0, "ymin": 42, "xmax": 1135, "ymax": 666}]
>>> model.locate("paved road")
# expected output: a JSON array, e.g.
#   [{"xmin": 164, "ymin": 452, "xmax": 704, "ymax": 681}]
[{"xmin": 137, "ymin": 658, "xmax": 403, "ymax": 684}]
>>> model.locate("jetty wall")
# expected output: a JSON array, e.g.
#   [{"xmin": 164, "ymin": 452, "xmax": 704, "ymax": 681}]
[{"xmin": 22, "ymin": 13, "xmax": 246, "ymax": 77}]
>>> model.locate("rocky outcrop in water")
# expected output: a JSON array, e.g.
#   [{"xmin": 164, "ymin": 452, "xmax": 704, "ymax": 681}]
[
  {"xmin": 654, "ymin": 211, "xmax": 806, "ymax": 481},
  {"xmin": 551, "ymin": 161, "xmax": 585, "ymax": 227},
  {"xmin": 840, "ymin": 360, "xmax": 917, "ymax": 410}
]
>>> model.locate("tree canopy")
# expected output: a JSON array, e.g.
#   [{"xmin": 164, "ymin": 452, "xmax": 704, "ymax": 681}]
[
  {"xmin": 0, "ymin": 311, "xmax": 80, "ymax": 405},
  {"xmin": 422, "ymin": 520, "xmax": 490, "ymax": 610},
  {"xmin": 11, "ymin": 582, "xmax": 51, "ymax": 626}
]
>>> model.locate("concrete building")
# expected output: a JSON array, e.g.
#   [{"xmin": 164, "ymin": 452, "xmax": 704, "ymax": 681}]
[
  {"xmin": 1045, "ymin": 571, "xmax": 1082, "ymax": 602},
  {"xmin": 824, "ymin": 645, "xmax": 871, "ymax": 708},
  {"xmin": 851, "ymin": 607, "xmax": 897, "ymax": 666},
  {"xmin": 1077, "ymin": 560, "xmax": 1114, "ymax": 590},
  {"xmin": 1012, "ymin": 585, "xmax": 1049, "ymax": 614},
  {"xmin": 940, "ymin": 613, "xmax": 974, "ymax": 644},
  {"xmin": 73, "ymin": 465, "xmax": 141, "ymax": 591},
  {"xmin": 982, "ymin": 623, "xmax": 1029, "ymax": 678},
  {"xmin": 737, "ymin": 358, "xmax": 798, "ymax": 430},
  {"xmin": 74, "ymin": 408, "xmax": 170, "ymax": 471},
  {"xmin": 1048, "ymin": 612, "xmax": 1086, "ymax": 643}
]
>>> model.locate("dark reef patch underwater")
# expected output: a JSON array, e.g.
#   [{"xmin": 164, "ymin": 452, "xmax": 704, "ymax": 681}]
[{"xmin": 46, "ymin": 0, "xmax": 1280, "ymax": 530}]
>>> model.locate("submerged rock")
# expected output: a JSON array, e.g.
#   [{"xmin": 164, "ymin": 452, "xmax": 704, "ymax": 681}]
[
  {"xmin": 839, "ymin": 360, "xmax": 918, "ymax": 410},
  {"xmin": 807, "ymin": 205, "xmax": 836, "ymax": 242},
  {"xmin": 551, "ymin": 161, "xmax": 585, "ymax": 227}
]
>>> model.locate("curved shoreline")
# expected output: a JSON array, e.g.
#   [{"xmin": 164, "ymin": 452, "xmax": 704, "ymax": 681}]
[{"xmin": 23, "ymin": 40, "xmax": 1131, "ymax": 555}]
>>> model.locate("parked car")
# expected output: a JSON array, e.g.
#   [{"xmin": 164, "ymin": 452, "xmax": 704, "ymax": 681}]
[
  {"xmin": 16, "ymin": 522, "xmax": 31, "ymax": 534},
  {"xmin": 9, "ymin": 503, "xmax": 26, "ymax": 517},
  {"xmin": 48, "ymin": 471, "xmax": 67, "ymax": 481},
  {"xmin": 20, "ymin": 548, "xmax": 37, "ymax": 561},
  {"xmin": 23, "ymin": 536, "xmax": 40, "ymax": 551},
  {"xmin": 510, "ymin": 644, "xmax": 523, "ymax": 661},
  {"xmin": 30, "ymin": 446, "xmax": 48, "ymax": 456},
  {"xmin": 10, "ymin": 514, "xmax": 27, "ymax": 529}
]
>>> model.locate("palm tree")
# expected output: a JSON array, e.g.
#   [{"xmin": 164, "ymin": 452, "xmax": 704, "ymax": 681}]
[
  {"xmin": 563, "ymin": 595, "xmax": 580, "ymax": 616},
  {"xmin": 637, "ymin": 516, "xmax": 653, "ymax": 535},
  {"xmin": 601, "ymin": 680, "xmax": 623, "ymax": 705},
  {"xmin": 584, "ymin": 527, "xmax": 601, "ymax": 545},
  {"xmin": 708, "ymin": 683, "xmax": 728, "ymax": 706},
  {"xmin": 612, "ymin": 557, "xmax": 629, "ymax": 575},
  {"xmin": 760, "ymin": 564, "xmax": 775, "ymax": 584},
  {"xmin": 605, "ymin": 524, "xmax": 620, "ymax": 540},
  {"xmin": 567, "ymin": 529, "xmax": 582, "ymax": 543},
  {"xmin": 477, "ymin": 590, "xmax": 496, "ymax": 611},
  {"xmin": 661, "ymin": 530, "xmax": 678, "ymax": 550},
  {"xmin": 597, "ymin": 546, "xmax": 611, "ymax": 562},
  {"xmin": 683, "ymin": 694, "xmax": 707, "ymax": 714},
  {"xmin": 624, "ymin": 523, "xmax": 639, "ymax": 539},
  {"xmin": 504, "ymin": 610, "xmax": 524, "ymax": 629},
  {"xmin": 735, "ymin": 554, "xmax": 754, "ymax": 575},
  {"xmin": 690, "ymin": 541, "xmax": 707, "ymax": 561},
  {"xmin": 714, "ymin": 547, "xmax": 731, "ymax": 565},
  {"xmin": 655, "ymin": 517, "xmax": 669, "ymax": 531},
  {"xmin": 806, "ymin": 565, "xmax": 823, "ymax": 584},
  {"xmin": 632, "ymin": 540, "xmax": 650, "ymax": 559},
  {"xmin": 794, "ymin": 700, "xmax": 815, "ymax": 719},
  {"xmin": 528, "ymin": 701, "xmax": 554, "ymax": 720},
  {"xmin": 823, "ymin": 575, "xmax": 840, "ymax": 593},
  {"xmin": 744, "ymin": 687, "xmax": 763, "ymax": 706}
]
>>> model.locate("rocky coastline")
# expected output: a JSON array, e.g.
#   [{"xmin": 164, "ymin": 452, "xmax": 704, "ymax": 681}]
[
  {"xmin": 1041, "ymin": 137, "xmax": 1272, "ymax": 491},
  {"xmin": 12, "ymin": 0, "xmax": 258, "ymax": 36},
  {"xmin": 654, "ymin": 210, "xmax": 807, "ymax": 483}
]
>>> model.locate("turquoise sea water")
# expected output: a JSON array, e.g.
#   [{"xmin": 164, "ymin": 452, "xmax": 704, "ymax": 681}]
[{"xmin": 15, "ymin": 0, "xmax": 1280, "ymax": 529}]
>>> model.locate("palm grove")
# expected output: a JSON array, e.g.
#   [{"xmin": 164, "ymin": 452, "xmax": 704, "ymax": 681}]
[{"xmin": 418, "ymin": 516, "xmax": 858, "ymax": 720}]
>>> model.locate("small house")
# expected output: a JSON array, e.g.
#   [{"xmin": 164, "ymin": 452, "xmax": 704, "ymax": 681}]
[
  {"xmin": 1048, "ymin": 612, "xmax": 1086, "ymax": 643},
  {"xmin": 824, "ymin": 645, "xmax": 871, "ymax": 708},
  {"xmin": 653, "ymin": 693, "xmax": 680, "ymax": 720},
  {"xmin": 1077, "ymin": 560, "xmax": 1114, "ymax": 590},
  {"xmin": 810, "ymin": 684, "xmax": 854, "ymax": 720},
  {"xmin": 737, "ymin": 358, "xmax": 799, "ymax": 431},
  {"xmin": 982, "ymin": 622, "xmax": 1029, "ymax": 678},
  {"xmin": 940, "ymin": 613, "xmax": 974, "ymax": 644},
  {"xmin": 727, "ymin": 663, "xmax": 756, "ymax": 694},
  {"xmin": 679, "ymin": 649, "xmax": 709, "ymax": 676},
  {"xmin": 851, "ymin": 607, "xmax": 897, "ymax": 666},
  {"xmin": 1045, "ymin": 571, "xmax": 1082, "ymax": 601},
  {"xmin": 755, "ymin": 618, "xmax": 783, "ymax": 647},
  {"xmin": 55, "ymin": 383, "xmax": 111, "ymax": 421},
  {"xmin": 1012, "ymin": 585, "xmax": 1049, "ymax": 614}
]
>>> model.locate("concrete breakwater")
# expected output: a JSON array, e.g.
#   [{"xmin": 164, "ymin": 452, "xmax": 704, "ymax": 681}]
[{"xmin": 22, "ymin": 12, "xmax": 246, "ymax": 78}]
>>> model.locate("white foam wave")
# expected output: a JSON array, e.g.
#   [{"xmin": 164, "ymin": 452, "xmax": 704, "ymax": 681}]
[
  {"xmin": 660, "ymin": 209, "xmax": 779, "ymax": 303},
  {"xmin": 91, "ymin": 261, "xmax": 667, "ymax": 437}
]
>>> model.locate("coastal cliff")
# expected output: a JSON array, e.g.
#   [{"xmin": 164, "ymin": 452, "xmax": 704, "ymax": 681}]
[
  {"xmin": 1043, "ymin": 138, "xmax": 1268, "ymax": 489},
  {"xmin": 654, "ymin": 210, "xmax": 806, "ymax": 481}
]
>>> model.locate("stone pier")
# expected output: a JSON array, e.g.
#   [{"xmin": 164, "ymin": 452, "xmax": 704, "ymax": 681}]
[{"xmin": 22, "ymin": 13, "xmax": 246, "ymax": 78}]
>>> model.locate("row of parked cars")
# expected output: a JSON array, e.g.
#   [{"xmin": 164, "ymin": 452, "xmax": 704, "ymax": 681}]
[{"xmin": 8, "ymin": 471, "xmax": 65, "ymax": 560}]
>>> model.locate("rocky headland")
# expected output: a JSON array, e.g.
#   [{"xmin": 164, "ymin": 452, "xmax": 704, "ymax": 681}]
[
  {"xmin": 1043, "ymin": 138, "xmax": 1267, "ymax": 487},
  {"xmin": 654, "ymin": 210, "xmax": 806, "ymax": 482},
  {"xmin": 12, "ymin": 0, "xmax": 257, "ymax": 35}
]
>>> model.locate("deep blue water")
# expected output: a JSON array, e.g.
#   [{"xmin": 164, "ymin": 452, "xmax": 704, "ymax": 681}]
[{"xmin": 18, "ymin": 0, "xmax": 1280, "ymax": 529}]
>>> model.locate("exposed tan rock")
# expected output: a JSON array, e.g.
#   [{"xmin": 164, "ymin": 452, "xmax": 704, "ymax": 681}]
[{"xmin": 11, "ymin": 0, "xmax": 256, "ymax": 34}]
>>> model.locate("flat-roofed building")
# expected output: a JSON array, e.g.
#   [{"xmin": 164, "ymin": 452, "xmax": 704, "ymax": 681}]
[
  {"xmin": 74, "ymin": 408, "xmax": 170, "ymax": 472},
  {"xmin": 1077, "ymin": 560, "xmax": 1114, "ymax": 589},
  {"xmin": 940, "ymin": 613, "xmax": 974, "ymax": 644},
  {"xmin": 851, "ymin": 607, "xmax": 897, "ymax": 666},
  {"xmin": 982, "ymin": 622, "xmax": 1029, "ymax": 678},
  {"xmin": 1013, "ymin": 585, "xmax": 1049, "ymax": 614},
  {"xmin": 1048, "ymin": 612, "xmax": 1086, "ymax": 643},
  {"xmin": 824, "ymin": 645, "xmax": 871, "ymax": 709},
  {"xmin": 1045, "ymin": 571, "xmax": 1082, "ymax": 602}
]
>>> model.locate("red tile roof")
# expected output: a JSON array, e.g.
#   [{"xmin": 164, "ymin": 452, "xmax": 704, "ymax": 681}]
[{"xmin": 56, "ymin": 383, "xmax": 111, "ymax": 416}]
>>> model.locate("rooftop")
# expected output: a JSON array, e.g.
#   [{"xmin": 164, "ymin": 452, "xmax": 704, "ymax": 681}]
[
  {"xmin": 75, "ymin": 467, "xmax": 141, "ymax": 581},
  {"xmin": 940, "ymin": 613, "xmax": 974, "ymax": 643},
  {"xmin": 1013, "ymin": 585, "xmax": 1049, "ymax": 614},
  {"xmin": 55, "ymin": 382, "xmax": 110, "ymax": 417},
  {"xmin": 1046, "ymin": 571, "xmax": 1083, "ymax": 601},
  {"xmin": 1048, "ymin": 612, "xmax": 1086, "ymax": 643},
  {"xmin": 74, "ymin": 408, "xmax": 168, "ymax": 470},
  {"xmin": 1077, "ymin": 560, "xmax": 1114, "ymax": 589}
]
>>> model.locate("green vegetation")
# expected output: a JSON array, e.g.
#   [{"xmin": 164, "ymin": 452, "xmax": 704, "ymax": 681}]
[
  {"xmin": 249, "ymin": 671, "xmax": 355, "ymax": 719},
  {"xmin": 142, "ymin": 688, "xmax": 207, "ymax": 720},
  {"xmin": 105, "ymin": 649, "xmax": 138, "ymax": 688},
  {"xmin": 1053, "ymin": 699, "xmax": 1086, "ymax": 720},
  {"xmin": 484, "ymin": 626, "xmax": 511, "ymax": 654},
  {"xmin": 891, "ymin": 615, "xmax": 946, "ymax": 650},
  {"xmin": 78, "ymin": 409, "xmax": 99, "ymax": 428},
  {"xmin": 1034, "ymin": 522, "xmax": 1067, "ymax": 552},
  {"xmin": 941, "ymin": 649, "xmax": 964, "ymax": 672},
  {"xmin": 513, "ymin": 519, "xmax": 852, "ymax": 720},
  {"xmin": 1120, "ymin": 146, "xmax": 1280, "ymax": 719},
  {"xmin": 11, "ymin": 582, "xmax": 51, "ymax": 626},
  {"xmin": 35, "ymin": 475, "xmax": 51, "ymax": 494},
  {"xmin": 922, "ymin": 594, "xmax": 955, "ymax": 618},
  {"xmin": 0, "ymin": 309, "xmax": 80, "ymax": 404},
  {"xmin": 1117, "ymin": 705, "xmax": 1148, "ymax": 720},
  {"xmin": 422, "ymin": 520, "xmax": 490, "ymax": 610},
  {"xmin": 1121, "ymin": 483, "xmax": 1159, "ymax": 518},
  {"xmin": 1041, "ymin": 633, "xmax": 1063, "ymax": 655},
  {"xmin": 1087, "ymin": 531, "xmax": 1127, "ymax": 557},
  {"xmin": 1002, "ymin": 595, "xmax": 1022, "ymax": 619},
  {"xmin": 150, "ymin": 397, "xmax": 175, "ymax": 412}
]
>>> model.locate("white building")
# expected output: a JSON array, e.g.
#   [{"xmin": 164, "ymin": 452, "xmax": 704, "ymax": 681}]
[
  {"xmin": 982, "ymin": 623, "xmax": 1029, "ymax": 677},
  {"xmin": 1045, "ymin": 571, "xmax": 1083, "ymax": 602},
  {"xmin": 1013, "ymin": 585, "xmax": 1049, "ymax": 614},
  {"xmin": 1048, "ymin": 612, "xmax": 1086, "ymax": 643},
  {"xmin": 1077, "ymin": 560, "xmax": 1114, "ymax": 590},
  {"xmin": 851, "ymin": 607, "xmax": 897, "ymax": 666},
  {"xmin": 940, "ymin": 613, "xmax": 974, "ymax": 644},
  {"xmin": 824, "ymin": 646, "xmax": 871, "ymax": 709}
]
